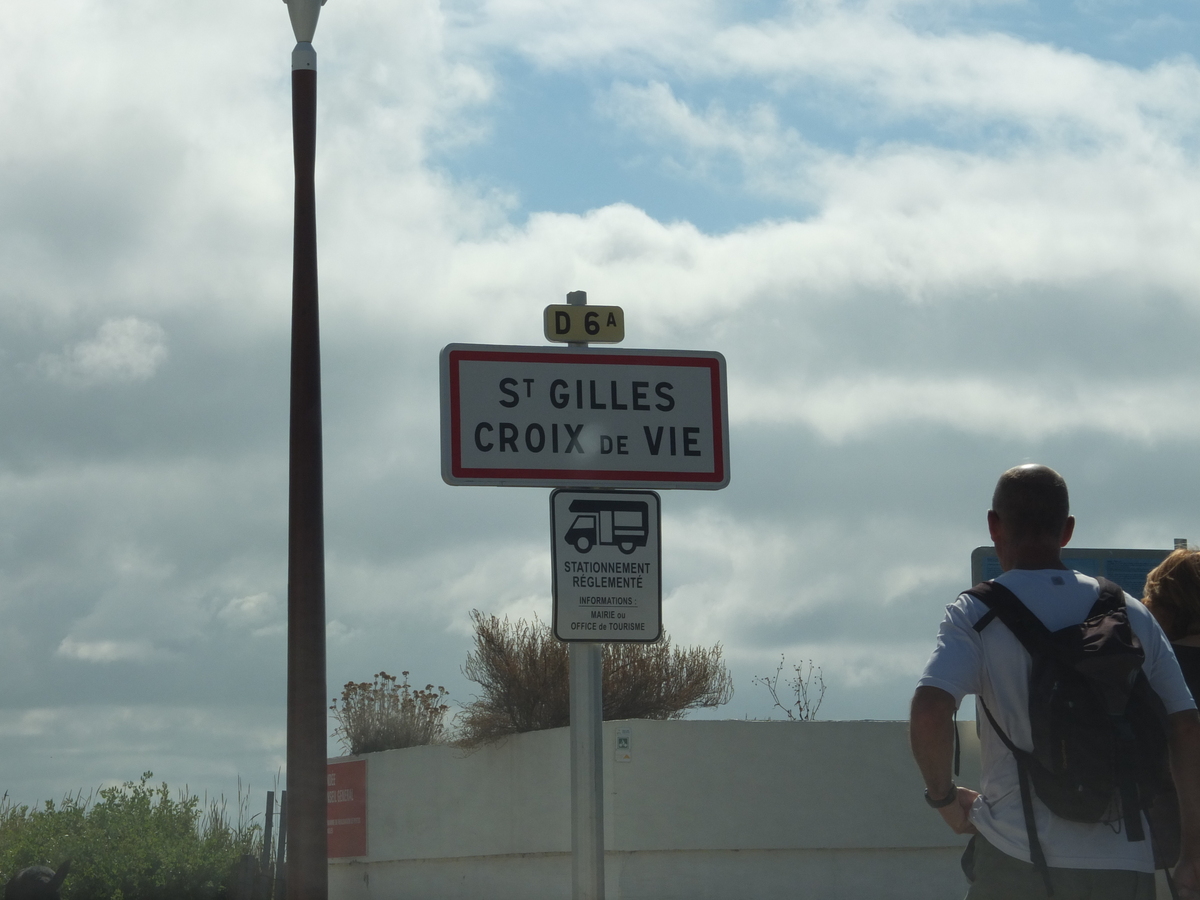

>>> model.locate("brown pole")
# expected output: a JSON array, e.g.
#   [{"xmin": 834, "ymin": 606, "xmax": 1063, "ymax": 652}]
[{"xmin": 286, "ymin": 50, "xmax": 328, "ymax": 900}]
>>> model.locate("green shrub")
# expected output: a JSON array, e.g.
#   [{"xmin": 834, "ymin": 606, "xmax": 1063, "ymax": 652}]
[
  {"xmin": 330, "ymin": 671, "xmax": 450, "ymax": 755},
  {"xmin": 0, "ymin": 773, "xmax": 259, "ymax": 900}
]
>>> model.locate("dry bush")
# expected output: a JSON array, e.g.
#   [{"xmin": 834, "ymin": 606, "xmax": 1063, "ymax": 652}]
[
  {"xmin": 753, "ymin": 655, "xmax": 826, "ymax": 721},
  {"xmin": 458, "ymin": 613, "xmax": 571, "ymax": 746},
  {"xmin": 330, "ymin": 671, "xmax": 450, "ymax": 755},
  {"xmin": 457, "ymin": 610, "xmax": 734, "ymax": 746},
  {"xmin": 604, "ymin": 640, "xmax": 733, "ymax": 720}
]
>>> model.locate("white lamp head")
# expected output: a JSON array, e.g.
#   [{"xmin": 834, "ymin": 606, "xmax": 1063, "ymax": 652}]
[{"xmin": 284, "ymin": 0, "xmax": 328, "ymax": 44}]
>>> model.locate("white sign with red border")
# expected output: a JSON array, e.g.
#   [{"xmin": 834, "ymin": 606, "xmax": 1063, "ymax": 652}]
[{"xmin": 439, "ymin": 344, "xmax": 729, "ymax": 489}]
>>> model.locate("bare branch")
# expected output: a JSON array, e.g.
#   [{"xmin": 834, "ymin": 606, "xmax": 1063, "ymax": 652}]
[{"xmin": 753, "ymin": 655, "xmax": 826, "ymax": 721}]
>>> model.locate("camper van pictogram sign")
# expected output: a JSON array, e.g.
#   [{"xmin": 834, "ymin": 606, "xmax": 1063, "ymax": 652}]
[
  {"xmin": 439, "ymin": 344, "xmax": 729, "ymax": 490},
  {"xmin": 551, "ymin": 489, "xmax": 662, "ymax": 642}
]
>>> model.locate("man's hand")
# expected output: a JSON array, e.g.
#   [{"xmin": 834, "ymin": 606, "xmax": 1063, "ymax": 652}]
[
  {"xmin": 910, "ymin": 686, "xmax": 979, "ymax": 835},
  {"xmin": 1174, "ymin": 858, "xmax": 1200, "ymax": 900},
  {"xmin": 938, "ymin": 786, "xmax": 980, "ymax": 835}
]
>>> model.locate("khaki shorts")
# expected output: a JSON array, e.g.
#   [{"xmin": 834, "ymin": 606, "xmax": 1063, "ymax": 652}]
[{"xmin": 964, "ymin": 833, "xmax": 1156, "ymax": 900}]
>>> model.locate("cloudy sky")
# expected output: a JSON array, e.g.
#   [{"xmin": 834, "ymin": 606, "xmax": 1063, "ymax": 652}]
[{"xmin": 4, "ymin": 0, "xmax": 1200, "ymax": 807}]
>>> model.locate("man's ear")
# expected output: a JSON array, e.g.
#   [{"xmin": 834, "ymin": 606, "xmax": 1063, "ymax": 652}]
[
  {"xmin": 987, "ymin": 510, "xmax": 1001, "ymax": 543},
  {"xmin": 1060, "ymin": 515, "xmax": 1075, "ymax": 548}
]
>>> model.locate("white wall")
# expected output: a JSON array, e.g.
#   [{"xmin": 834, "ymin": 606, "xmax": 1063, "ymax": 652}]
[{"xmin": 329, "ymin": 719, "xmax": 981, "ymax": 900}]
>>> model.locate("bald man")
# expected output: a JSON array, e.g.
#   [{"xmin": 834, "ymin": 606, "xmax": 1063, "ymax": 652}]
[{"xmin": 910, "ymin": 464, "xmax": 1200, "ymax": 899}]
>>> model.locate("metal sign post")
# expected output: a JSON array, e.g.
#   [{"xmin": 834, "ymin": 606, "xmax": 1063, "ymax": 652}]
[
  {"xmin": 562, "ymin": 291, "xmax": 606, "ymax": 900},
  {"xmin": 569, "ymin": 640, "xmax": 604, "ymax": 900}
]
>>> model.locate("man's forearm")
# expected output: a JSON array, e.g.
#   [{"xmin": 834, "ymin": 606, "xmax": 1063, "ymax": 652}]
[{"xmin": 910, "ymin": 685, "xmax": 958, "ymax": 796}]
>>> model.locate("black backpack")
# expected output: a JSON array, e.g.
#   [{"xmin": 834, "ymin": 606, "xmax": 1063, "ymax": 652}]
[{"xmin": 967, "ymin": 577, "xmax": 1175, "ymax": 891}]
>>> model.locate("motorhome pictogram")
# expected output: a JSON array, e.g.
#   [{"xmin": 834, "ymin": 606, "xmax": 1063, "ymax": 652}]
[{"xmin": 564, "ymin": 499, "xmax": 649, "ymax": 554}]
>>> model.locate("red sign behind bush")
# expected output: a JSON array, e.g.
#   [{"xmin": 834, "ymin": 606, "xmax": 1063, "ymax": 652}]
[{"xmin": 327, "ymin": 759, "xmax": 366, "ymax": 858}]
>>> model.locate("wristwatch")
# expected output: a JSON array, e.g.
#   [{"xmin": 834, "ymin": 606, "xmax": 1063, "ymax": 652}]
[{"xmin": 924, "ymin": 784, "xmax": 958, "ymax": 808}]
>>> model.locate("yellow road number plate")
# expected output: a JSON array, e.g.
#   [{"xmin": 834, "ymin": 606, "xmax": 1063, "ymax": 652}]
[{"xmin": 543, "ymin": 305, "xmax": 625, "ymax": 343}]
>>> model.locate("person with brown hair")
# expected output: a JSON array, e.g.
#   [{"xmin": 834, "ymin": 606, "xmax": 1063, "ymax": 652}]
[{"xmin": 1144, "ymin": 549, "xmax": 1200, "ymax": 697}]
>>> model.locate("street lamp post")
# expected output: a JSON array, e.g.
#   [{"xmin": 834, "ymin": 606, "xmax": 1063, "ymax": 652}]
[{"xmin": 282, "ymin": 1, "xmax": 328, "ymax": 898}]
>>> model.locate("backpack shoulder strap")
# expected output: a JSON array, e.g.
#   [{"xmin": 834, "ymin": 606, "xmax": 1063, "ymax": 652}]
[
  {"xmin": 965, "ymin": 580, "xmax": 1054, "ymax": 655},
  {"xmin": 1088, "ymin": 576, "xmax": 1126, "ymax": 618},
  {"xmin": 978, "ymin": 697, "xmax": 1053, "ymax": 892},
  {"xmin": 963, "ymin": 584, "xmax": 1057, "ymax": 890}
]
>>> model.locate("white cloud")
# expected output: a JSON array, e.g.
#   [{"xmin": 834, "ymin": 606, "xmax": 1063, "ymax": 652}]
[
  {"xmin": 662, "ymin": 509, "xmax": 965, "ymax": 633},
  {"xmin": 56, "ymin": 637, "xmax": 165, "ymax": 664},
  {"xmin": 598, "ymin": 81, "xmax": 816, "ymax": 197},
  {"xmin": 0, "ymin": 709, "xmax": 61, "ymax": 738},
  {"xmin": 37, "ymin": 318, "xmax": 168, "ymax": 387},
  {"xmin": 601, "ymin": 81, "xmax": 805, "ymax": 161},
  {"xmin": 731, "ymin": 375, "xmax": 1200, "ymax": 443},
  {"xmin": 461, "ymin": 1, "xmax": 1200, "ymax": 148},
  {"xmin": 0, "ymin": 704, "xmax": 286, "ymax": 805},
  {"xmin": 327, "ymin": 539, "xmax": 552, "ymax": 637},
  {"xmin": 389, "ymin": 135, "xmax": 1200, "ymax": 356},
  {"xmin": 217, "ymin": 593, "xmax": 283, "ymax": 636}
]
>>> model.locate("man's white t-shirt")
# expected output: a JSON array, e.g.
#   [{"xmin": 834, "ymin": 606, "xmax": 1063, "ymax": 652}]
[{"xmin": 918, "ymin": 568, "xmax": 1196, "ymax": 872}]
